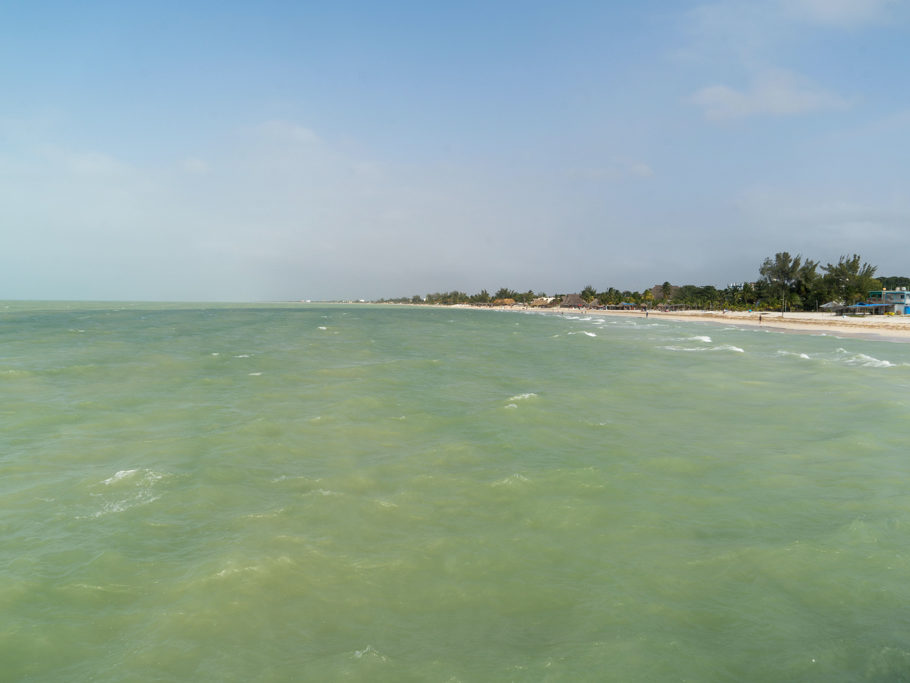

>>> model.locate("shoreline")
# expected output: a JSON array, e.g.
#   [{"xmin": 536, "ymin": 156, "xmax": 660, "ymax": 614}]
[{"xmin": 430, "ymin": 304, "xmax": 910, "ymax": 342}]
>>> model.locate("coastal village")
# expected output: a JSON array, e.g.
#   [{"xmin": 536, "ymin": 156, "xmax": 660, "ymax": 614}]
[
  {"xmin": 378, "ymin": 253, "xmax": 910, "ymax": 318},
  {"xmin": 481, "ymin": 286, "xmax": 910, "ymax": 316}
]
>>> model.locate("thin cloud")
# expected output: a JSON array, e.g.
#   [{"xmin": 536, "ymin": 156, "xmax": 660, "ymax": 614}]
[
  {"xmin": 780, "ymin": 0, "xmax": 901, "ymax": 27},
  {"xmin": 181, "ymin": 157, "xmax": 209, "ymax": 174},
  {"xmin": 567, "ymin": 160, "xmax": 655, "ymax": 181},
  {"xmin": 690, "ymin": 70, "xmax": 849, "ymax": 120},
  {"xmin": 257, "ymin": 121, "xmax": 321, "ymax": 144},
  {"xmin": 630, "ymin": 162, "xmax": 655, "ymax": 178},
  {"xmin": 681, "ymin": 0, "xmax": 902, "ymax": 67}
]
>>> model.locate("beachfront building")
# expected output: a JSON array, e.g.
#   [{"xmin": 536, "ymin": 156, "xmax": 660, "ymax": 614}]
[
  {"xmin": 530, "ymin": 297, "xmax": 555, "ymax": 307},
  {"xmin": 560, "ymin": 293, "xmax": 586, "ymax": 308},
  {"xmin": 867, "ymin": 288, "xmax": 910, "ymax": 314}
]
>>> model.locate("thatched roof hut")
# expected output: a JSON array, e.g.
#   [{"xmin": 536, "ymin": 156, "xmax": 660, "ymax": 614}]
[{"xmin": 560, "ymin": 293, "xmax": 585, "ymax": 308}]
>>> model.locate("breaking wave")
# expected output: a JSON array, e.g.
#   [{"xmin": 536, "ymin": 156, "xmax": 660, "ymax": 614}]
[{"xmin": 661, "ymin": 344, "xmax": 745, "ymax": 353}]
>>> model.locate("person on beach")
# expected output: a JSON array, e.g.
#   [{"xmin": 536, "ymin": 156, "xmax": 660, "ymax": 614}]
[{"xmin": 759, "ymin": 314, "xmax": 763, "ymax": 324}]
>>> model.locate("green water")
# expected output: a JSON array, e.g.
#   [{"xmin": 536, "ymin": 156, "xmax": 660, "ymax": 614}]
[{"xmin": 3, "ymin": 302, "xmax": 910, "ymax": 681}]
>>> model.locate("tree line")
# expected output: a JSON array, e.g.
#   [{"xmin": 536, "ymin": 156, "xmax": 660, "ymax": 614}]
[{"xmin": 376, "ymin": 253, "xmax": 907, "ymax": 312}]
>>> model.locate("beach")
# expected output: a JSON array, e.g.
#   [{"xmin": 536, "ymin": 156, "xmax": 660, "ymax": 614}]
[{"xmin": 441, "ymin": 304, "xmax": 910, "ymax": 341}]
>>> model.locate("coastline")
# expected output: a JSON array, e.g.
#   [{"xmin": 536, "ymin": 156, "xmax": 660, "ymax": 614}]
[{"xmin": 431, "ymin": 304, "xmax": 910, "ymax": 342}]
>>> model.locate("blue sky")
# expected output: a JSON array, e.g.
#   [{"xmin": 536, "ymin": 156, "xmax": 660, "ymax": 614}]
[{"xmin": 2, "ymin": 0, "xmax": 908, "ymax": 300}]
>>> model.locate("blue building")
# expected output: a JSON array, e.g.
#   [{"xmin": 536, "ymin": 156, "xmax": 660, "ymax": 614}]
[{"xmin": 867, "ymin": 288, "xmax": 910, "ymax": 314}]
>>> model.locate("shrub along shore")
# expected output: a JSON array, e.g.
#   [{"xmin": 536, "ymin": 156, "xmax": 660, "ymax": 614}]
[{"xmin": 377, "ymin": 252, "xmax": 909, "ymax": 314}]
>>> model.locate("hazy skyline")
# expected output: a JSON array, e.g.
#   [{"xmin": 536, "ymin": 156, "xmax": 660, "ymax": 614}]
[{"xmin": 2, "ymin": 0, "xmax": 909, "ymax": 301}]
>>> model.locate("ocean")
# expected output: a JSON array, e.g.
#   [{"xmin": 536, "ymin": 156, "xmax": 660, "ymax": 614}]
[{"xmin": 3, "ymin": 301, "xmax": 910, "ymax": 681}]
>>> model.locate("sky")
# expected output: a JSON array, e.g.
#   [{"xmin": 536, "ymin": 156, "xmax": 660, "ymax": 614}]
[{"xmin": 2, "ymin": 0, "xmax": 909, "ymax": 301}]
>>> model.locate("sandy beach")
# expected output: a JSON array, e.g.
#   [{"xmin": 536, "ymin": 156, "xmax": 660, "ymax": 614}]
[{"xmin": 440, "ymin": 305, "xmax": 910, "ymax": 342}]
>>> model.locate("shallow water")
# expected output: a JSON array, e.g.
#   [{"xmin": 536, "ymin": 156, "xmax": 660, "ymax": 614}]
[{"xmin": 3, "ymin": 302, "xmax": 910, "ymax": 681}]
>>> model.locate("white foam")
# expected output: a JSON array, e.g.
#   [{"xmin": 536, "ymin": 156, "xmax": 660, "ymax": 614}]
[
  {"xmin": 210, "ymin": 352, "xmax": 220, "ymax": 356},
  {"xmin": 685, "ymin": 335, "xmax": 712, "ymax": 343},
  {"xmin": 354, "ymin": 645, "xmax": 387, "ymax": 661},
  {"xmin": 836, "ymin": 348, "xmax": 894, "ymax": 368},
  {"xmin": 661, "ymin": 345, "xmax": 744, "ymax": 353},
  {"xmin": 92, "ymin": 496, "xmax": 162, "ymax": 517},
  {"xmin": 103, "ymin": 469, "xmax": 138, "ymax": 485},
  {"xmin": 88, "ymin": 469, "xmax": 167, "ymax": 518},
  {"xmin": 568, "ymin": 331, "xmax": 597, "ymax": 337},
  {"xmin": 492, "ymin": 473, "xmax": 530, "ymax": 487},
  {"xmin": 234, "ymin": 354, "xmax": 251, "ymax": 358},
  {"xmin": 248, "ymin": 372, "xmax": 263, "ymax": 376},
  {"xmin": 318, "ymin": 326, "xmax": 327, "ymax": 330},
  {"xmin": 508, "ymin": 392, "xmax": 538, "ymax": 401},
  {"xmin": 718, "ymin": 345, "xmax": 745, "ymax": 353},
  {"xmin": 375, "ymin": 499, "xmax": 398, "ymax": 509},
  {"xmin": 504, "ymin": 403, "xmax": 518, "ymax": 409},
  {"xmin": 777, "ymin": 350, "xmax": 811, "ymax": 360}
]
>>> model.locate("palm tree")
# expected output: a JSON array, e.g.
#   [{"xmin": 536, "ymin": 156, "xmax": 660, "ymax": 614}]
[
  {"xmin": 580, "ymin": 284, "xmax": 597, "ymax": 302},
  {"xmin": 760, "ymin": 252, "xmax": 802, "ymax": 316}
]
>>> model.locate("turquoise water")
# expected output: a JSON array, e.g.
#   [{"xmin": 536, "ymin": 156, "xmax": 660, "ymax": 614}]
[{"xmin": 3, "ymin": 302, "xmax": 910, "ymax": 681}]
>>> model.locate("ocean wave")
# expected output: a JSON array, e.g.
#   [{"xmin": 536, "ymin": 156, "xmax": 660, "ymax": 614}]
[
  {"xmin": 776, "ymin": 347, "xmax": 899, "ymax": 368},
  {"xmin": 661, "ymin": 344, "xmax": 744, "ymax": 353},
  {"xmin": 86, "ymin": 469, "xmax": 168, "ymax": 518},
  {"xmin": 305, "ymin": 488, "xmax": 339, "ymax": 497},
  {"xmin": 492, "ymin": 473, "xmax": 530, "ymax": 487},
  {"xmin": 1, "ymin": 368, "xmax": 31, "ymax": 377},
  {"xmin": 508, "ymin": 392, "xmax": 538, "ymax": 401},
  {"xmin": 683, "ymin": 335, "xmax": 712, "ymax": 343},
  {"xmin": 776, "ymin": 350, "xmax": 811, "ymax": 360},
  {"xmin": 567, "ymin": 331, "xmax": 597, "ymax": 337},
  {"xmin": 835, "ymin": 348, "xmax": 895, "ymax": 368},
  {"xmin": 103, "ymin": 469, "xmax": 140, "ymax": 485},
  {"xmin": 354, "ymin": 645, "xmax": 387, "ymax": 661}
]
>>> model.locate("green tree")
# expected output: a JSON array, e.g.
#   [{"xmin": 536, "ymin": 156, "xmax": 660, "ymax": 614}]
[
  {"xmin": 599, "ymin": 288, "xmax": 621, "ymax": 305},
  {"xmin": 642, "ymin": 289, "xmax": 654, "ymax": 307},
  {"xmin": 823, "ymin": 254, "xmax": 879, "ymax": 304},
  {"xmin": 793, "ymin": 259, "xmax": 820, "ymax": 310},
  {"xmin": 760, "ymin": 252, "xmax": 802, "ymax": 315},
  {"xmin": 741, "ymin": 281, "xmax": 755, "ymax": 307},
  {"xmin": 580, "ymin": 284, "xmax": 597, "ymax": 302},
  {"xmin": 880, "ymin": 276, "xmax": 910, "ymax": 290}
]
